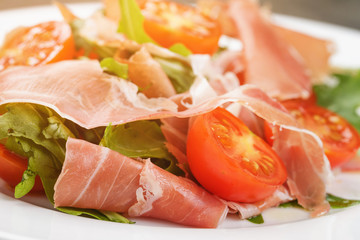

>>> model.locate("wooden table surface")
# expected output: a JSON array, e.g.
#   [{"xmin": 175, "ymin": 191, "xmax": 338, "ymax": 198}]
[{"xmin": 0, "ymin": 0, "xmax": 359, "ymax": 30}]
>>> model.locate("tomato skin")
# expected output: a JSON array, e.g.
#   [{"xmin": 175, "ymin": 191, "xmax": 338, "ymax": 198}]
[
  {"xmin": 139, "ymin": 0, "xmax": 222, "ymax": 54},
  {"xmin": 0, "ymin": 144, "xmax": 43, "ymax": 192},
  {"xmin": 279, "ymin": 99, "xmax": 360, "ymax": 168},
  {"xmin": 187, "ymin": 108, "xmax": 287, "ymax": 202},
  {"xmin": 0, "ymin": 21, "xmax": 75, "ymax": 71}
]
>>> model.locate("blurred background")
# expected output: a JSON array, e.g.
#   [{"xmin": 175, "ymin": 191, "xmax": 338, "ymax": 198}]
[{"xmin": 0, "ymin": 0, "xmax": 359, "ymax": 30}]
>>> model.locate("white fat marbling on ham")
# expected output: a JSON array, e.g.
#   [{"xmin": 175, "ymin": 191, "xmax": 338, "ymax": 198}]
[
  {"xmin": 225, "ymin": 186, "xmax": 294, "ymax": 219},
  {"xmin": 128, "ymin": 160, "xmax": 164, "ymax": 216},
  {"xmin": 54, "ymin": 138, "xmax": 228, "ymax": 228}
]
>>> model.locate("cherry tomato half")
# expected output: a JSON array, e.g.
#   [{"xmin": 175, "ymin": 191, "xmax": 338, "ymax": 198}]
[
  {"xmin": 0, "ymin": 144, "xmax": 43, "ymax": 192},
  {"xmin": 266, "ymin": 99, "xmax": 360, "ymax": 168},
  {"xmin": 0, "ymin": 21, "xmax": 75, "ymax": 71},
  {"xmin": 139, "ymin": 0, "xmax": 222, "ymax": 54},
  {"xmin": 187, "ymin": 107, "xmax": 287, "ymax": 202}
]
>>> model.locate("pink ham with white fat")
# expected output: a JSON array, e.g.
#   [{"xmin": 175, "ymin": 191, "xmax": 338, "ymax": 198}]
[
  {"xmin": 0, "ymin": 60, "xmax": 330, "ymax": 217},
  {"xmin": 54, "ymin": 138, "xmax": 228, "ymax": 228}
]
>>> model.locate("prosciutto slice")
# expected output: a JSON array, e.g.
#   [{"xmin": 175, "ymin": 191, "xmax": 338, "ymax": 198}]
[
  {"xmin": 227, "ymin": 0, "xmax": 312, "ymax": 100},
  {"xmin": 226, "ymin": 185, "xmax": 294, "ymax": 219},
  {"xmin": 54, "ymin": 138, "xmax": 228, "ymax": 228},
  {"xmin": 0, "ymin": 60, "xmax": 330, "ymax": 215},
  {"xmin": 0, "ymin": 60, "xmax": 178, "ymax": 129}
]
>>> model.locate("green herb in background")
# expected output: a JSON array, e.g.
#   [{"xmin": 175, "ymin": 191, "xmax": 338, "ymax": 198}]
[{"xmin": 313, "ymin": 71, "xmax": 360, "ymax": 133}]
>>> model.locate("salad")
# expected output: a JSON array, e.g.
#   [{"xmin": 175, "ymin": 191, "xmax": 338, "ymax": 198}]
[{"xmin": 0, "ymin": 0, "xmax": 360, "ymax": 229}]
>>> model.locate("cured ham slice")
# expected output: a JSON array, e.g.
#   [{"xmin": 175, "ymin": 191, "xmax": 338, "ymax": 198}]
[
  {"xmin": 54, "ymin": 138, "xmax": 142, "ymax": 212},
  {"xmin": 128, "ymin": 47, "xmax": 176, "ymax": 98},
  {"xmin": 54, "ymin": 138, "xmax": 228, "ymax": 228},
  {"xmin": 226, "ymin": 185, "xmax": 294, "ymax": 218},
  {"xmin": 0, "ymin": 60, "xmax": 178, "ymax": 129},
  {"xmin": 0, "ymin": 60, "xmax": 330, "ymax": 215},
  {"xmin": 273, "ymin": 25, "xmax": 333, "ymax": 83},
  {"xmin": 227, "ymin": 0, "xmax": 311, "ymax": 100}
]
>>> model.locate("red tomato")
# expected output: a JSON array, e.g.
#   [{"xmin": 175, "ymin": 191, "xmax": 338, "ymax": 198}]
[
  {"xmin": 186, "ymin": 107, "xmax": 287, "ymax": 202},
  {"xmin": 139, "ymin": 0, "xmax": 222, "ymax": 54},
  {"xmin": 0, "ymin": 21, "xmax": 75, "ymax": 71},
  {"xmin": 0, "ymin": 144, "xmax": 43, "ymax": 192},
  {"xmin": 279, "ymin": 99, "xmax": 360, "ymax": 168}
]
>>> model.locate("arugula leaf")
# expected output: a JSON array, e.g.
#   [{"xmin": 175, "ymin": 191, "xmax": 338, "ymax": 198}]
[
  {"xmin": 154, "ymin": 57, "xmax": 195, "ymax": 93},
  {"xmin": 100, "ymin": 57, "xmax": 129, "ymax": 79},
  {"xmin": 278, "ymin": 200, "xmax": 302, "ymax": 209},
  {"xmin": 313, "ymin": 71, "xmax": 360, "ymax": 132},
  {"xmin": 117, "ymin": 0, "xmax": 155, "ymax": 44},
  {"xmin": 279, "ymin": 194, "xmax": 360, "ymax": 209},
  {"xmin": 327, "ymin": 194, "xmax": 360, "ymax": 209},
  {"xmin": 57, "ymin": 207, "xmax": 133, "ymax": 224},
  {"xmin": 100, "ymin": 210, "xmax": 135, "ymax": 224},
  {"xmin": 247, "ymin": 214, "xmax": 264, "ymax": 224},
  {"xmin": 101, "ymin": 121, "xmax": 183, "ymax": 175}
]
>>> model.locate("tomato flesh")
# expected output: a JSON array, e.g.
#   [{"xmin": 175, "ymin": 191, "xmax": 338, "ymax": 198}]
[
  {"xmin": 0, "ymin": 21, "xmax": 75, "ymax": 71},
  {"xmin": 139, "ymin": 0, "xmax": 221, "ymax": 54},
  {"xmin": 279, "ymin": 99, "xmax": 360, "ymax": 168},
  {"xmin": 187, "ymin": 107, "xmax": 287, "ymax": 202},
  {"xmin": 0, "ymin": 144, "xmax": 43, "ymax": 192}
]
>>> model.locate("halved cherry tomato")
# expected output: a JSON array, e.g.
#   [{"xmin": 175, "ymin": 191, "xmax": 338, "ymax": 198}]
[
  {"xmin": 265, "ymin": 99, "xmax": 360, "ymax": 168},
  {"xmin": 186, "ymin": 107, "xmax": 287, "ymax": 202},
  {"xmin": 0, "ymin": 21, "xmax": 75, "ymax": 71},
  {"xmin": 139, "ymin": 0, "xmax": 222, "ymax": 54},
  {"xmin": 0, "ymin": 144, "xmax": 43, "ymax": 192}
]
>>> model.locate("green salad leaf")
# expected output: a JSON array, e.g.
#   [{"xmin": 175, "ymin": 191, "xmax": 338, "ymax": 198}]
[
  {"xmin": 100, "ymin": 57, "xmax": 129, "ymax": 79},
  {"xmin": 117, "ymin": 0, "xmax": 156, "ymax": 44},
  {"xmin": 279, "ymin": 194, "xmax": 360, "ymax": 209},
  {"xmin": 247, "ymin": 214, "xmax": 264, "ymax": 224},
  {"xmin": 101, "ymin": 121, "xmax": 183, "ymax": 175},
  {"xmin": 169, "ymin": 43, "xmax": 192, "ymax": 57},
  {"xmin": 154, "ymin": 57, "xmax": 195, "ymax": 93},
  {"xmin": 313, "ymin": 71, "xmax": 360, "ymax": 133},
  {"xmin": 326, "ymin": 194, "xmax": 360, "ymax": 209}
]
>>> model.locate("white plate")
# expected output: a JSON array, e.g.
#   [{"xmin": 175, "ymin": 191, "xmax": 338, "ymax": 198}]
[{"xmin": 1, "ymin": 3, "xmax": 360, "ymax": 240}]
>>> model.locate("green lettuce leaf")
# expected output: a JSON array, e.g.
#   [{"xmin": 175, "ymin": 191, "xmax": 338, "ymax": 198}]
[
  {"xmin": 101, "ymin": 121, "xmax": 183, "ymax": 175},
  {"xmin": 154, "ymin": 57, "xmax": 195, "ymax": 93},
  {"xmin": 117, "ymin": 0, "xmax": 155, "ymax": 44},
  {"xmin": 313, "ymin": 71, "xmax": 360, "ymax": 133},
  {"xmin": 169, "ymin": 43, "xmax": 192, "ymax": 57},
  {"xmin": 247, "ymin": 214, "xmax": 264, "ymax": 224},
  {"xmin": 58, "ymin": 207, "xmax": 133, "ymax": 224},
  {"xmin": 100, "ymin": 57, "xmax": 129, "ymax": 79},
  {"xmin": 279, "ymin": 194, "xmax": 360, "ymax": 209}
]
